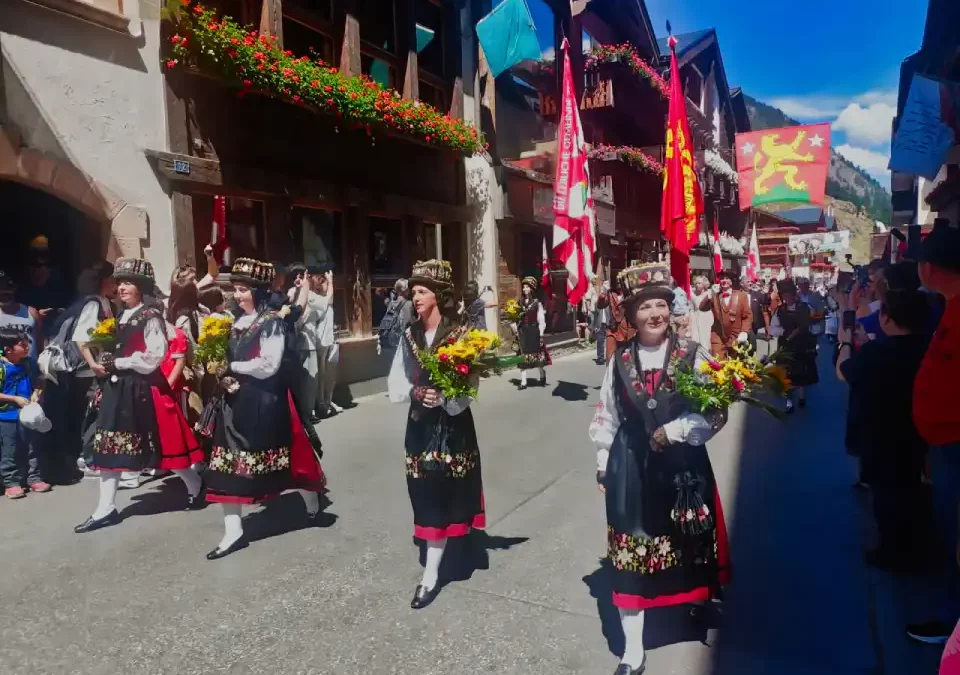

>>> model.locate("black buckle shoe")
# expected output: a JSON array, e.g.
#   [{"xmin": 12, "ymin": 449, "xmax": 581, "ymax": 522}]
[
  {"xmin": 205, "ymin": 537, "xmax": 249, "ymax": 561},
  {"xmin": 74, "ymin": 509, "xmax": 122, "ymax": 534},
  {"xmin": 613, "ymin": 657, "xmax": 646, "ymax": 675},
  {"xmin": 410, "ymin": 584, "xmax": 439, "ymax": 610},
  {"xmin": 185, "ymin": 484, "xmax": 206, "ymax": 511}
]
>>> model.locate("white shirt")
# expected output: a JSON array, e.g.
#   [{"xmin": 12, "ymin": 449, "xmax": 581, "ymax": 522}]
[
  {"xmin": 589, "ymin": 341, "xmax": 716, "ymax": 472},
  {"xmin": 315, "ymin": 293, "xmax": 335, "ymax": 348},
  {"xmin": 387, "ymin": 326, "xmax": 474, "ymax": 415},
  {"xmin": 113, "ymin": 304, "xmax": 167, "ymax": 375},
  {"xmin": 291, "ymin": 289, "xmax": 322, "ymax": 351},
  {"xmin": 229, "ymin": 311, "xmax": 284, "ymax": 379}
]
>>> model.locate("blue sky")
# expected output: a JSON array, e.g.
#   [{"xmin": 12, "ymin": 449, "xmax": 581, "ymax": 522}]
[{"xmin": 510, "ymin": 0, "xmax": 929, "ymax": 188}]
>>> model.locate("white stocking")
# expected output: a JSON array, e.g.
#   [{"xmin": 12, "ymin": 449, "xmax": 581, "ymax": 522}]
[
  {"xmin": 538, "ymin": 367, "xmax": 546, "ymax": 380},
  {"xmin": 300, "ymin": 490, "xmax": 319, "ymax": 516},
  {"xmin": 619, "ymin": 608, "xmax": 646, "ymax": 669},
  {"xmin": 520, "ymin": 370, "xmax": 528, "ymax": 387},
  {"xmin": 218, "ymin": 503, "xmax": 244, "ymax": 551},
  {"xmin": 93, "ymin": 471, "xmax": 120, "ymax": 519},
  {"xmin": 420, "ymin": 539, "xmax": 446, "ymax": 591},
  {"xmin": 173, "ymin": 468, "xmax": 202, "ymax": 498}
]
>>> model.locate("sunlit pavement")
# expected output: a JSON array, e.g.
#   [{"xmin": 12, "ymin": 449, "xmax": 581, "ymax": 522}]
[{"xmin": 0, "ymin": 347, "xmax": 943, "ymax": 674}]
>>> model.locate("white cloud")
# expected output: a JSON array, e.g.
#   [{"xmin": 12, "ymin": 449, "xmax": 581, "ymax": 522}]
[
  {"xmin": 767, "ymin": 90, "xmax": 897, "ymax": 126},
  {"xmin": 832, "ymin": 101, "xmax": 896, "ymax": 147},
  {"xmin": 836, "ymin": 143, "xmax": 891, "ymax": 187}
]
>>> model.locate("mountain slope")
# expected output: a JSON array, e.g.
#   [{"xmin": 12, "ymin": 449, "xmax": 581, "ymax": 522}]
[{"xmin": 742, "ymin": 94, "xmax": 892, "ymax": 225}]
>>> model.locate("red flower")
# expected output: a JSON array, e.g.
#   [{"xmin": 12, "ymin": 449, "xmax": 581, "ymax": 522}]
[
  {"xmin": 207, "ymin": 22, "xmax": 219, "ymax": 30},
  {"xmin": 170, "ymin": 34, "xmax": 181, "ymax": 44},
  {"xmin": 350, "ymin": 92, "xmax": 358, "ymax": 100},
  {"xmin": 229, "ymin": 38, "xmax": 239, "ymax": 45},
  {"xmin": 242, "ymin": 79, "xmax": 252, "ymax": 88},
  {"xmin": 324, "ymin": 85, "xmax": 333, "ymax": 92},
  {"xmin": 165, "ymin": 59, "xmax": 178, "ymax": 68},
  {"xmin": 327, "ymin": 98, "xmax": 335, "ymax": 106},
  {"xmin": 732, "ymin": 377, "xmax": 745, "ymax": 392},
  {"xmin": 456, "ymin": 363, "xmax": 470, "ymax": 376},
  {"xmin": 284, "ymin": 49, "xmax": 293, "ymax": 57},
  {"xmin": 310, "ymin": 80, "xmax": 319, "ymax": 88},
  {"xmin": 425, "ymin": 135, "xmax": 431, "ymax": 142},
  {"xmin": 192, "ymin": 4, "xmax": 203, "ymax": 13},
  {"xmin": 253, "ymin": 51, "xmax": 266, "ymax": 61},
  {"xmin": 709, "ymin": 361, "xmax": 722, "ymax": 371},
  {"xmin": 179, "ymin": 0, "xmax": 189, "ymax": 5},
  {"xmin": 226, "ymin": 48, "xmax": 237, "ymax": 58},
  {"xmin": 282, "ymin": 67, "xmax": 294, "ymax": 78},
  {"xmin": 438, "ymin": 353, "xmax": 450, "ymax": 363},
  {"xmin": 292, "ymin": 95, "xmax": 300, "ymax": 102},
  {"xmin": 243, "ymin": 35, "xmax": 255, "ymax": 46}
]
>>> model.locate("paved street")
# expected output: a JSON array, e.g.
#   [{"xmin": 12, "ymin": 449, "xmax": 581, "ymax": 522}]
[{"xmin": 0, "ymin": 349, "xmax": 944, "ymax": 675}]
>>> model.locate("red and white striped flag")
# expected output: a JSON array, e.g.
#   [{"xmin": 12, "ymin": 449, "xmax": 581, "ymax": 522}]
[
  {"xmin": 746, "ymin": 222, "xmax": 760, "ymax": 282},
  {"xmin": 552, "ymin": 38, "xmax": 596, "ymax": 306},
  {"xmin": 211, "ymin": 195, "xmax": 231, "ymax": 265},
  {"xmin": 541, "ymin": 236, "xmax": 550, "ymax": 288}
]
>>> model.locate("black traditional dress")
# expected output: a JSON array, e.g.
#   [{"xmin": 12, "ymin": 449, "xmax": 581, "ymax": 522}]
[
  {"xmin": 516, "ymin": 297, "xmax": 551, "ymax": 369},
  {"xmin": 203, "ymin": 310, "xmax": 325, "ymax": 504},
  {"xmin": 388, "ymin": 319, "xmax": 485, "ymax": 540},
  {"xmin": 590, "ymin": 335, "xmax": 730, "ymax": 610},
  {"xmin": 772, "ymin": 302, "xmax": 819, "ymax": 387},
  {"xmin": 90, "ymin": 305, "xmax": 202, "ymax": 471}
]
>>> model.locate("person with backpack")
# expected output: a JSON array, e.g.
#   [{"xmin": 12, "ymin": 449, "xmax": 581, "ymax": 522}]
[
  {"xmin": 378, "ymin": 278, "xmax": 412, "ymax": 356},
  {"xmin": 39, "ymin": 262, "xmax": 117, "ymax": 484}
]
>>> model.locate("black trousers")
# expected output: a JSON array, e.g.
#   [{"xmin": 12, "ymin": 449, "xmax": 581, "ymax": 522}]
[{"xmin": 43, "ymin": 375, "xmax": 95, "ymax": 482}]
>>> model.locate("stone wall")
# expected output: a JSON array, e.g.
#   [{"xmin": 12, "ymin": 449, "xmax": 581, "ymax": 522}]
[{"xmin": 0, "ymin": 0, "xmax": 174, "ymax": 284}]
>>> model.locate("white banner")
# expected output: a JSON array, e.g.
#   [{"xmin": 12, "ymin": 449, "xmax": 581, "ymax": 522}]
[{"xmin": 787, "ymin": 230, "xmax": 850, "ymax": 255}]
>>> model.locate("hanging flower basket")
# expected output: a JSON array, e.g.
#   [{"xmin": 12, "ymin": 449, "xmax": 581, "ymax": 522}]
[
  {"xmin": 588, "ymin": 144, "xmax": 664, "ymax": 177},
  {"xmin": 164, "ymin": 2, "xmax": 485, "ymax": 155},
  {"xmin": 585, "ymin": 43, "xmax": 668, "ymax": 99}
]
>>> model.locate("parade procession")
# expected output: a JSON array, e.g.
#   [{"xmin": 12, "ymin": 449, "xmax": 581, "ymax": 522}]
[{"xmin": 1, "ymin": 0, "xmax": 960, "ymax": 673}]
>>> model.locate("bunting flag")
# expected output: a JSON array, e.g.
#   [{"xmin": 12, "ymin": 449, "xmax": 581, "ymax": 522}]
[
  {"xmin": 660, "ymin": 35, "xmax": 704, "ymax": 295},
  {"xmin": 552, "ymin": 38, "xmax": 596, "ymax": 305},
  {"xmin": 474, "ymin": 0, "xmax": 543, "ymax": 78},
  {"xmin": 711, "ymin": 218, "xmax": 723, "ymax": 275},
  {"xmin": 735, "ymin": 123, "xmax": 831, "ymax": 209},
  {"xmin": 746, "ymin": 222, "xmax": 760, "ymax": 282},
  {"xmin": 211, "ymin": 195, "xmax": 231, "ymax": 265}
]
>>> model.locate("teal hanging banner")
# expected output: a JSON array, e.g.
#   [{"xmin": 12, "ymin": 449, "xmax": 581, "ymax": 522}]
[{"xmin": 475, "ymin": 0, "xmax": 542, "ymax": 78}]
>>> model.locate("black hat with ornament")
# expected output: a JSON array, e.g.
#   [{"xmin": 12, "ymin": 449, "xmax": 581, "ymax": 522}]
[
  {"xmin": 409, "ymin": 259, "xmax": 453, "ymax": 292},
  {"xmin": 618, "ymin": 262, "xmax": 674, "ymax": 309},
  {"xmin": 113, "ymin": 257, "xmax": 156, "ymax": 288},
  {"xmin": 230, "ymin": 257, "xmax": 275, "ymax": 288}
]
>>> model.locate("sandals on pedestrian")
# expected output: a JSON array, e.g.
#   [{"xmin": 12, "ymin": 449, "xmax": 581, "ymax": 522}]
[
  {"xmin": 5, "ymin": 486, "xmax": 26, "ymax": 499},
  {"xmin": 29, "ymin": 482, "xmax": 52, "ymax": 493}
]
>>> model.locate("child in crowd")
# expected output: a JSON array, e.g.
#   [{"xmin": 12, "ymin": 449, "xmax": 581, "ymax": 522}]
[
  {"xmin": 199, "ymin": 286, "xmax": 229, "ymax": 319},
  {"xmin": 0, "ymin": 328, "xmax": 49, "ymax": 498}
]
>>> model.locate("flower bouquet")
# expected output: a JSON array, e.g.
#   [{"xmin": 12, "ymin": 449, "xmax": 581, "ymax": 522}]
[
  {"xmin": 500, "ymin": 298, "xmax": 524, "ymax": 324},
  {"xmin": 195, "ymin": 315, "xmax": 233, "ymax": 372},
  {"xmin": 86, "ymin": 318, "xmax": 117, "ymax": 352},
  {"xmin": 673, "ymin": 344, "xmax": 791, "ymax": 419},
  {"xmin": 420, "ymin": 329, "xmax": 504, "ymax": 400}
]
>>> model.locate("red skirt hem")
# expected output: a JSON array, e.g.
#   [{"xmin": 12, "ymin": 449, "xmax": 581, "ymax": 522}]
[
  {"xmin": 613, "ymin": 586, "xmax": 713, "ymax": 610},
  {"xmin": 414, "ymin": 512, "xmax": 486, "ymax": 541}
]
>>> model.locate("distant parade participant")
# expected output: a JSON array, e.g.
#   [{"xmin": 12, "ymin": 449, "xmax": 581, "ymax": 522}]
[
  {"xmin": 201, "ymin": 258, "xmax": 326, "ymax": 560},
  {"xmin": 388, "ymin": 260, "xmax": 485, "ymax": 610},
  {"xmin": 590, "ymin": 263, "xmax": 730, "ymax": 675},
  {"xmin": 770, "ymin": 278, "xmax": 819, "ymax": 411},
  {"xmin": 698, "ymin": 270, "xmax": 753, "ymax": 358},
  {"xmin": 74, "ymin": 259, "xmax": 205, "ymax": 534},
  {"xmin": 515, "ymin": 276, "xmax": 550, "ymax": 389}
]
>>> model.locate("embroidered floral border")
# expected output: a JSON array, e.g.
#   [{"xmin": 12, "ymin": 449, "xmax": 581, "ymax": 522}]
[
  {"xmin": 607, "ymin": 525, "xmax": 719, "ymax": 574},
  {"xmin": 209, "ymin": 445, "xmax": 291, "ymax": 476},
  {"xmin": 406, "ymin": 447, "xmax": 479, "ymax": 479},
  {"xmin": 93, "ymin": 430, "xmax": 153, "ymax": 457}
]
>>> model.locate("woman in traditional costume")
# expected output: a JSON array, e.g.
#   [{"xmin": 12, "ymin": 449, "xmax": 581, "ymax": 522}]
[
  {"xmin": 201, "ymin": 258, "xmax": 326, "ymax": 560},
  {"xmin": 515, "ymin": 276, "xmax": 550, "ymax": 389},
  {"xmin": 74, "ymin": 259, "xmax": 205, "ymax": 534},
  {"xmin": 769, "ymin": 278, "xmax": 818, "ymax": 412},
  {"xmin": 589, "ymin": 263, "xmax": 730, "ymax": 675},
  {"xmin": 388, "ymin": 259, "xmax": 485, "ymax": 610}
]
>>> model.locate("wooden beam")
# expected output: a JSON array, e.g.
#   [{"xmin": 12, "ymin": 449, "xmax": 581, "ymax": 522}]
[
  {"xmin": 478, "ymin": 44, "xmax": 495, "ymax": 132},
  {"xmin": 145, "ymin": 149, "xmax": 473, "ymax": 222},
  {"xmin": 403, "ymin": 50, "xmax": 420, "ymax": 100},
  {"xmin": 259, "ymin": 0, "xmax": 284, "ymax": 48},
  {"xmin": 448, "ymin": 77, "xmax": 463, "ymax": 119},
  {"xmin": 172, "ymin": 192, "xmax": 197, "ymax": 268},
  {"xmin": 339, "ymin": 13, "xmax": 361, "ymax": 78}
]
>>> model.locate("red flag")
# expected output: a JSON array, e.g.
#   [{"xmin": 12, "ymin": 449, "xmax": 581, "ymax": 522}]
[
  {"xmin": 211, "ymin": 195, "xmax": 230, "ymax": 264},
  {"xmin": 541, "ymin": 237, "xmax": 550, "ymax": 288},
  {"xmin": 660, "ymin": 35, "xmax": 704, "ymax": 295},
  {"xmin": 552, "ymin": 38, "xmax": 596, "ymax": 306},
  {"xmin": 735, "ymin": 123, "xmax": 831, "ymax": 210},
  {"xmin": 746, "ymin": 222, "xmax": 760, "ymax": 282}
]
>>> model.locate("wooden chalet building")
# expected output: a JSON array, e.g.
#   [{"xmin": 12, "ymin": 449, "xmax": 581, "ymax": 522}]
[
  {"xmin": 755, "ymin": 206, "xmax": 839, "ymax": 280},
  {"xmin": 150, "ymin": 0, "xmax": 474, "ymax": 394}
]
